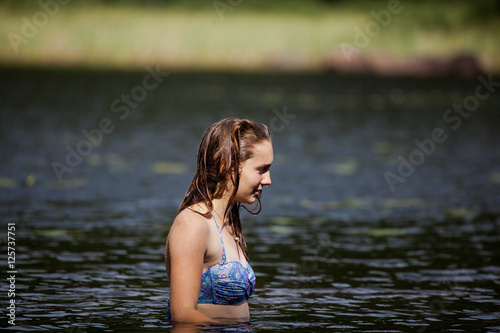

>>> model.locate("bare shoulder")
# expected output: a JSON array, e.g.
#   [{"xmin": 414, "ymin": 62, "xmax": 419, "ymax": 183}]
[{"xmin": 168, "ymin": 207, "xmax": 210, "ymax": 242}]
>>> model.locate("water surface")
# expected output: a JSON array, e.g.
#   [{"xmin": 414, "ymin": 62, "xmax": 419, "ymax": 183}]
[{"xmin": 1, "ymin": 68, "xmax": 499, "ymax": 332}]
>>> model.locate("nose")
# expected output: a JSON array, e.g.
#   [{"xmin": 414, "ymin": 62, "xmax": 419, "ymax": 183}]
[{"xmin": 262, "ymin": 171, "xmax": 272, "ymax": 186}]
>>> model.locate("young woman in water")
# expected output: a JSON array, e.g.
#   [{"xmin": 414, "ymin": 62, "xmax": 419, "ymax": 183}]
[{"xmin": 164, "ymin": 118, "xmax": 273, "ymax": 323}]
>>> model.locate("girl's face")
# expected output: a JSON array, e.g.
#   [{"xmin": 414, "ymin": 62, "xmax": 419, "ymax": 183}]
[{"xmin": 235, "ymin": 140, "xmax": 273, "ymax": 204}]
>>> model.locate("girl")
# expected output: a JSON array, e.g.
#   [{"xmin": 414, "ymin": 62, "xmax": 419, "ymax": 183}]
[{"xmin": 164, "ymin": 118, "xmax": 273, "ymax": 323}]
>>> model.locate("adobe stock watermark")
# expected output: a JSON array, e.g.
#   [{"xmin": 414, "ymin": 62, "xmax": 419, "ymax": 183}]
[
  {"xmin": 385, "ymin": 74, "xmax": 500, "ymax": 192},
  {"xmin": 212, "ymin": 0, "xmax": 244, "ymax": 21},
  {"xmin": 406, "ymin": 276, "xmax": 462, "ymax": 333},
  {"xmin": 64, "ymin": 287, "xmax": 125, "ymax": 333},
  {"xmin": 269, "ymin": 105, "xmax": 296, "ymax": 134},
  {"xmin": 51, "ymin": 65, "xmax": 169, "ymax": 182},
  {"xmin": 340, "ymin": 0, "xmax": 404, "ymax": 63},
  {"xmin": 294, "ymin": 233, "xmax": 335, "ymax": 277},
  {"xmin": 288, "ymin": 232, "xmax": 336, "ymax": 293},
  {"xmin": 7, "ymin": 0, "xmax": 71, "ymax": 54}
]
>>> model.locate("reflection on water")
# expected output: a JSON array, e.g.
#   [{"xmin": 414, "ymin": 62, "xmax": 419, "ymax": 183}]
[{"xmin": 1, "ymin": 68, "xmax": 499, "ymax": 331}]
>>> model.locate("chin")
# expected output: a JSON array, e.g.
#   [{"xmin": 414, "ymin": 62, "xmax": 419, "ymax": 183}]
[{"xmin": 237, "ymin": 196, "xmax": 256, "ymax": 205}]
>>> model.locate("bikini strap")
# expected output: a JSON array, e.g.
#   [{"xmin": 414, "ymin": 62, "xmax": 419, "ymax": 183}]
[{"xmin": 211, "ymin": 212, "xmax": 227, "ymax": 262}]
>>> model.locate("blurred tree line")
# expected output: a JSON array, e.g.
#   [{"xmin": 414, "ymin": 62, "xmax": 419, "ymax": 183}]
[{"xmin": 2, "ymin": 0, "xmax": 499, "ymax": 20}]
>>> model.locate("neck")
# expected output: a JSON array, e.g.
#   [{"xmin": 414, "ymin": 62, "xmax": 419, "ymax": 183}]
[{"xmin": 211, "ymin": 196, "xmax": 231, "ymax": 226}]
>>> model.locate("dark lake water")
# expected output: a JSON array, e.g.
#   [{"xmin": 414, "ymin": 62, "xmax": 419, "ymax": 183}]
[{"xmin": 1, "ymin": 67, "xmax": 500, "ymax": 332}]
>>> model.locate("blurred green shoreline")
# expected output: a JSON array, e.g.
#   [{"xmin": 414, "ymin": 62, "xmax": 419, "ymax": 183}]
[{"xmin": 1, "ymin": 0, "xmax": 499, "ymax": 75}]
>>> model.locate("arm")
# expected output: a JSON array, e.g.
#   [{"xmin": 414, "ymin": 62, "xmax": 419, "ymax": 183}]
[{"xmin": 166, "ymin": 213, "xmax": 217, "ymax": 323}]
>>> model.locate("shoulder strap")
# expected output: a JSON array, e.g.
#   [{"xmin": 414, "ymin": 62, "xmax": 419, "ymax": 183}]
[{"xmin": 211, "ymin": 212, "xmax": 226, "ymax": 262}]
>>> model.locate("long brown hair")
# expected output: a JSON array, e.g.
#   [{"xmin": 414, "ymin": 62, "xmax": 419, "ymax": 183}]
[{"xmin": 178, "ymin": 118, "xmax": 271, "ymax": 257}]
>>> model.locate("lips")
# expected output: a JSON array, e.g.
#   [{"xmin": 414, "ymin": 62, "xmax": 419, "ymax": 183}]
[{"xmin": 254, "ymin": 188, "xmax": 262, "ymax": 198}]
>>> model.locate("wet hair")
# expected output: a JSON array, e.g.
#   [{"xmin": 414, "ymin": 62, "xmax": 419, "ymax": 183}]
[{"xmin": 178, "ymin": 118, "xmax": 271, "ymax": 257}]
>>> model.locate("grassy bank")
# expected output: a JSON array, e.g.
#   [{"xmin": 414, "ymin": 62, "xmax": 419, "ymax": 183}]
[{"xmin": 1, "ymin": 1, "xmax": 499, "ymax": 72}]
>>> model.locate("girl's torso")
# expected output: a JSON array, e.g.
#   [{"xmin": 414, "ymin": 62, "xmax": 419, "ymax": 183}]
[{"xmin": 165, "ymin": 206, "xmax": 255, "ymax": 319}]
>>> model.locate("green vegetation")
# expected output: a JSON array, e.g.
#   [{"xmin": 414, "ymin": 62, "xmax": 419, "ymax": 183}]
[{"xmin": 1, "ymin": 0, "xmax": 499, "ymax": 72}]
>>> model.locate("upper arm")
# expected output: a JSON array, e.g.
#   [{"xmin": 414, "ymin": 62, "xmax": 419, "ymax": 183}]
[{"xmin": 166, "ymin": 213, "xmax": 209, "ymax": 318}]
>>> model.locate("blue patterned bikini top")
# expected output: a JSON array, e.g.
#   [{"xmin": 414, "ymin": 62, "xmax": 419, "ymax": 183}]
[
  {"xmin": 197, "ymin": 213, "xmax": 256, "ymax": 305},
  {"xmin": 166, "ymin": 212, "xmax": 255, "ymax": 321}
]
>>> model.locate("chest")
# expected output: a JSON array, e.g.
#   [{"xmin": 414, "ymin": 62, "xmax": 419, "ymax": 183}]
[{"xmin": 203, "ymin": 224, "xmax": 248, "ymax": 269}]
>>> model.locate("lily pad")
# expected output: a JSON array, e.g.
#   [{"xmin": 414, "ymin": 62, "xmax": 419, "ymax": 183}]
[
  {"xmin": 34, "ymin": 229, "xmax": 81, "ymax": 237},
  {"xmin": 0, "ymin": 177, "xmax": 16, "ymax": 188},
  {"xmin": 88, "ymin": 153, "xmax": 102, "ymax": 166},
  {"xmin": 373, "ymin": 141, "xmax": 395, "ymax": 155},
  {"xmin": 25, "ymin": 174, "xmax": 36, "ymax": 187},
  {"xmin": 326, "ymin": 159, "xmax": 357, "ymax": 176},
  {"xmin": 151, "ymin": 162, "xmax": 188, "ymax": 175},
  {"xmin": 365, "ymin": 228, "xmax": 407, "ymax": 237},
  {"xmin": 337, "ymin": 198, "xmax": 370, "ymax": 209},
  {"xmin": 272, "ymin": 216, "xmax": 300, "ymax": 225},
  {"xmin": 106, "ymin": 153, "xmax": 128, "ymax": 172},
  {"xmin": 301, "ymin": 198, "xmax": 370, "ymax": 210},
  {"xmin": 445, "ymin": 208, "xmax": 478, "ymax": 219},
  {"xmin": 381, "ymin": 198, "xmax": 424, "ymax": 208},
  {"xmin": 48, "ymin": 178, "xmax": 87, "ymax": 189},
  {"xmin": 490, "ymin": 172, "xmax": 500, "ymax": 184},
  {"xmin": 300, "ymin": 199, "xmax": 321, "ymax": 209},
  {"xmin": 270, "ymin": 225, "xmax": 295, "ymax": 234}
]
